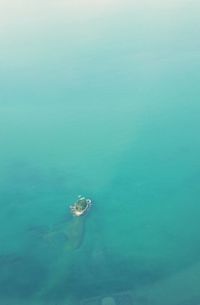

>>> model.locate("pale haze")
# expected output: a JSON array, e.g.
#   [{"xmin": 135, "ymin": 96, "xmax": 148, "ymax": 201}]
[{"xmin": 0, "ymin": 1, "xmax": 200, "ymax": 305}]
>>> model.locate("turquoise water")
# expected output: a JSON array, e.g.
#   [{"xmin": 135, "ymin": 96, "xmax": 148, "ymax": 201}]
[{"xmin": 0, "ymin": 1, "xmax": 200, "ymax": 304}]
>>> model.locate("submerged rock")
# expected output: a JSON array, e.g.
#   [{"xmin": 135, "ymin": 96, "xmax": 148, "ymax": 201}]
[{"xmin": 101, "ymin": 297, "xmax": 116, "ymax": 305}]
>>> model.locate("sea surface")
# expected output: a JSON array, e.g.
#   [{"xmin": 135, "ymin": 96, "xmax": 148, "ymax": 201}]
[{"xmin": 0, "ymin": 1, "xmax": 200, "ymax": 305}]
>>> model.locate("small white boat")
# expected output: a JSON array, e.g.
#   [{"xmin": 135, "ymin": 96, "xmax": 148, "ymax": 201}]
[{"xmin": 70, "ymin": 196, "xmax": 92, "ymax": 217}]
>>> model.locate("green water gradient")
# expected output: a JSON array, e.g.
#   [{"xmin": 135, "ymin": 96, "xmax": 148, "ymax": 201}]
[{"xmin": 0, "ymin": 1, "xmax": 200, "ymax": 304}]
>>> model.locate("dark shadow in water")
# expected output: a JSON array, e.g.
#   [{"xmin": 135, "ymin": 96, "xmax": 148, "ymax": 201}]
[
  {"xmin": 1, "ymin": 160, "xmax": 200, "ymax": 303},
  {"xmin": 0, "ymin": 254, "xmax": 47, "ymax": 298}
]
